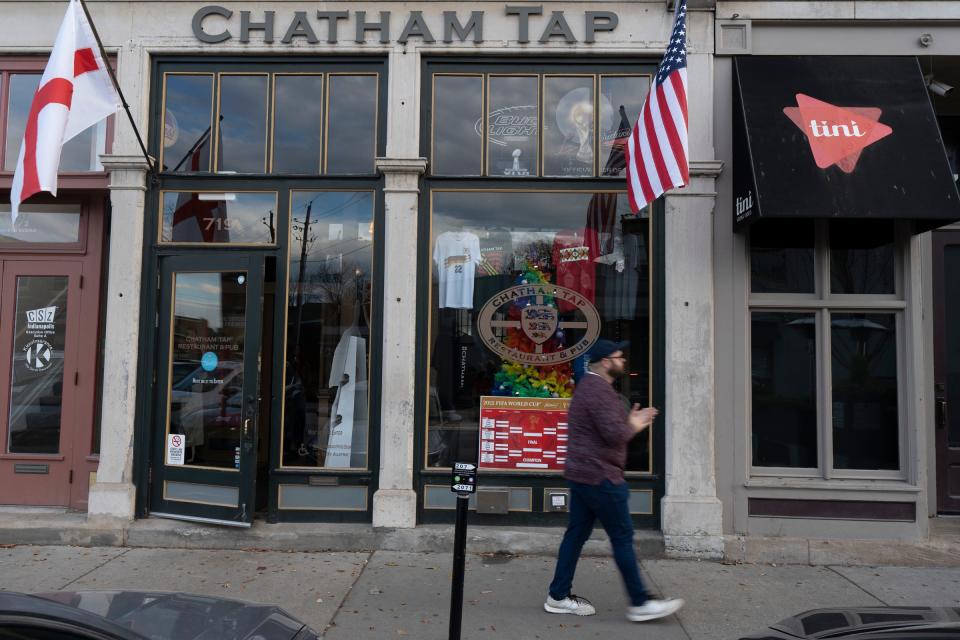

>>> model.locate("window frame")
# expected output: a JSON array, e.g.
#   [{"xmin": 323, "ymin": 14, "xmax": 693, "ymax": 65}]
[{"xmin": 747, "ymin": 219, "xmax": 910, "ymax": 481}]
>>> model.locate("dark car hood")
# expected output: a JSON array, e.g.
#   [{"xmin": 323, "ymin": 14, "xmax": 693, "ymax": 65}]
[
  {"xmin": 740, "ymin": 606, "xmax": 960, "ymax": 639},
  {"xmin": 35, "ymin": 591, "xmax": 318, "ymax": 640}
]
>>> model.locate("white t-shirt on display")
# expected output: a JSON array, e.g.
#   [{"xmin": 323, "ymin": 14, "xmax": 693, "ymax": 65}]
[{"xmin": 434, "ymin": 231, "xmax": 481, "ymax": 309}]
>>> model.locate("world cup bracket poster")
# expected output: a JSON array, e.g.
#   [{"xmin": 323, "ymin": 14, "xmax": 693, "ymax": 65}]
[{"xmin": 477, "ymin": 396, "xmax": 570, "ymax": 471}]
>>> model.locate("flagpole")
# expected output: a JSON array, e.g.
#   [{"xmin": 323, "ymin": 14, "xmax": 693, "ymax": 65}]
[{"xmin": 76, "ymin": 0, "xmax": 155, "ymax": 172}]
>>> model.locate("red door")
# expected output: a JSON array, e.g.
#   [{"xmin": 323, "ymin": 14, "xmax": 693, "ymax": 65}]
[
  {"xmin": 933, "ymin": 231, "xmax": 960, "ymax": 514},
  {"xmin": 0, "ymin": 260, "xmax": 89, "ymax": 509}
]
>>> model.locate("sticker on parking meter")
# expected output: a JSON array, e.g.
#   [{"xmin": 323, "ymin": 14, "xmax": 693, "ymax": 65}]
[
  {"xmin": 451, "ymin": 462, "xmax": 477, "ymax": 494},
  {"xmin": 167, "ymin": 434, "xmax": 185, "ymax": 465}
]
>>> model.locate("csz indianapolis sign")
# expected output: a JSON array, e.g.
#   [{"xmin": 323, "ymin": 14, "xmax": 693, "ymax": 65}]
[
  {"xmin": 477, "ymin": 284, "xmax": 601, "ymax": 365},
  {"xmin": 192, "ymin": 6, "xmax": 619, "ymax": 44}
]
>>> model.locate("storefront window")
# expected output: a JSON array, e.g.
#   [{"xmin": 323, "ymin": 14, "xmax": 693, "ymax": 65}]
[
  {"xmin": 750, "ymin": 220, "xmax": 815, "ymax": 294},
  {"xmin": 4, "ymin": 73, "xmax": 106, "ymax": 172},
  {"xmin": 749, "ymin": 220, "xmax": 903, "ymax": 474},
  {"xmin": 432, "ymin": 75, "xmax": 483, "ymax": 176},
  {"xmin": 161, "ymin": 74, "xmax": 214, "ymax": 173},
  {"xmin": 217, "ymin": 74, "xmax": 269, "ymax": 174},
  {"xmin": 487, "ymin": 75, "xmax": 539, "ymax": 177},
  {"xmin": 831, "ymin": 312, "xmax": 899, "ymax": 470},
  {"xmin": 326, "ymin": 75, "xmax": 378, "ymax": 174},
  {"xmin": 0, "ymin": 205, "xmax": 81, "ymax": 245},
  {"xmin": 543, "ymin": 76, "xmax": 595, "ymax": 177},
  {"xmin": 7, "ymin": 276, "xmax": 69, "ymax": 454},
  {"xmin": 273, "ymin": 74, "xmax": 323, "ymax": 174},
  {"xmin": 282, "ymin": 191, "xmax": 374, "ymax": 469},
  {"xmin": 427, "ymin": 190, "xmax": 651, "ymax": 472},
  {"xmin": 598, "ymin": 76, "xmax": 648, "ymax": 176},
  {"xmin": 829, "ymin": 220, "xmax": 895, "ymax": 295},
  {"xmin": 751, "ymin": 312, "xmax": 817, "ymax": 468},
  {"xmin": 160, "ymin": 191, "xmax": 277, "ymax": 244}
]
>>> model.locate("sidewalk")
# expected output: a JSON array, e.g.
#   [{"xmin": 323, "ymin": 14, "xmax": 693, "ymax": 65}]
[{"xmin": 2, "ymin": 545, "xmax": 959, "ymax": 639}]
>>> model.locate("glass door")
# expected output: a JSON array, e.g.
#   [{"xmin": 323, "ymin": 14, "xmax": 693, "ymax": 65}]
[
  {"xmin": 0, "ymin": 261, "xmax": 82, "ymax": 507},
  {"xmin": 150, "ymin": 254, "xmax": 264, "ymax": 526}
]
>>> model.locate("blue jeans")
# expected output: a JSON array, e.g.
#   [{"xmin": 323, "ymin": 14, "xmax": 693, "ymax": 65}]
[{"xmin": 548, "ymin": 479, "xmax": 649, "ymax": 607}]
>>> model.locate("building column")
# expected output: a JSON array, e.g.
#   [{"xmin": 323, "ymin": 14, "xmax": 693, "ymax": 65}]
[
  {"xmin": 661, "ymin": 160, "xmax": 725, "ymax": 558},
  {"xmin": 86, "ymin": 154, "xmax": 150, "ymax": 524},
  {"xmin": 372, "ymin": 157, "xmax": 427, "ymax": 528}
]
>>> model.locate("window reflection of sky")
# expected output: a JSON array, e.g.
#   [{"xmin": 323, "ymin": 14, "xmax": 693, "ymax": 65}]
[
  {"xmin": 175, "ymin": 273, "xmax": 228, "ymax": 329},
  {"xmin": 163, "ymin": 75, "xmax": 213, "ymax": 172},
  {"xmin": 219, "ymin": 75, "xmax": 269, "ymax": 173},
  {"xmin": 274, "ymin": 75, "xmax": 323, "ymax": 173},
  {"xmin": 327, "ymin": 76, "xmax": 377, "ymax": 174}
]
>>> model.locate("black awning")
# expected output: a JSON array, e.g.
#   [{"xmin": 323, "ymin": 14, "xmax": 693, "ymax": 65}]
[{"xmin": 733, "ymin": 56, "xmax": 960, "ymax": 233}]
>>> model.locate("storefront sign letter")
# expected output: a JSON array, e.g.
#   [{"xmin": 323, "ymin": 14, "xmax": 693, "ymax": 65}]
[
  {"xmin": 398, "ymin": 11, "xmax": 436, "ymax": 44},
  {"xmin": 443, "ymin": 11, "xmax": 484, "ymax": 43},
  {"xmin": 316, "ymin": 11, "xmax": 349, "ymax": 43},
  {"xmin": 539, "ymin": 11, "xmax": 577, "ymax": 43},
  {"xmin": 282, "ymin": 11, "xmax": 319, "ymax": 44},
  {"xmin": 506, "ymin": 5, "xmax": 543, "ymax": 44},
  {"xmin": 240, "ymin": 10, "xmax": 275, "ymax": 43},
  {"xmin": 192, "ymin": 5, "xmax": 233, "ymax": 44},
  {"xmin": 585, "ymin": 11, "xmax": 618, "ymax": 43},
  {"xmin": 355, "ymin": 11, "xmax": 391, "ymax": 44}
]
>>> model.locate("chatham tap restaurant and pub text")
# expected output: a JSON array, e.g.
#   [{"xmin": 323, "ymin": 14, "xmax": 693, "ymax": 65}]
[{"xmin": 0, "ymin": 0, "xmax": 959, "ymax": 559}]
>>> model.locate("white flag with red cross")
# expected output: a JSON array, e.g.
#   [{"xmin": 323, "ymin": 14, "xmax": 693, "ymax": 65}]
[{"xmin": 10, "ymin": 0, "xmax": 120, "ymax": 222}]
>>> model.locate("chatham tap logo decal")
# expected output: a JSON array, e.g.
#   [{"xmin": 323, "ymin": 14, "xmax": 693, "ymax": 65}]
[
  {"xmin": 477, "ymin": 284, "xmax": 601, "ymax": 365},
  {"xmin": 783, "ymin": 94, "xmax": 893, "ymax": 173}
]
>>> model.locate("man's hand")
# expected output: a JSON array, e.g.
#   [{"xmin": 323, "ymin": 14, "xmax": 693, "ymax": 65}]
[{"xmin": 629, "ymin": 404, "xmax": 658, "ymax": 434}]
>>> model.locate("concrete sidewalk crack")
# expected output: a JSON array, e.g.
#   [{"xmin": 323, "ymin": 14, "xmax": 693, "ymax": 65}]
[
  {"xmin": 322, "ymin": 550, "xmax": 375, "ymax": 639},
  {"xmin": 59, "ymin": 548, "xmax": 133, "ymax": 591},
  {"xmin": 825, "ymin": 566, "xmax": 889, "ymax": 606}
]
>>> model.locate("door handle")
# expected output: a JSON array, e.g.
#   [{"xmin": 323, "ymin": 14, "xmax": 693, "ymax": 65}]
[
  {"xmin": 936, "ymin": 399, "xmax": 948, "ymax": 430},
  {"xmin": 242, "ymin": 418, "xmax": 254, "ymax": 452}
]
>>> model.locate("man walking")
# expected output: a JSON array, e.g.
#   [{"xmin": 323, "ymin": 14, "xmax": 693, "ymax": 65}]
[{"xmin": 544, "ymin": 339, "xmax": 684, "ymax": 623}]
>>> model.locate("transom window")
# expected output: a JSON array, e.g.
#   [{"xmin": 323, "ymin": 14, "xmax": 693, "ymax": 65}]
[
  {"xmin": 430, "ymin": 71, "xmax": 649, "ymax": 178},
  {"xmin": 160, "ymin": 70, "xmax": 378, "ymax": 175},
  {"xmin": 1, "ymin": 64, "xmax": 110, "ymax": 173}
]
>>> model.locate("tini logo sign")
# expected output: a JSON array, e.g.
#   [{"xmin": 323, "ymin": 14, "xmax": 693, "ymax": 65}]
[{"xmin": 783, "ymin": 94, "xmax": 893, "ymax": 173}]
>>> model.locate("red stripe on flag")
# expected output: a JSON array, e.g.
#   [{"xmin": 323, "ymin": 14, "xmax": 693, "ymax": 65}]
[
  {"xmin": 642, "ymin": 96, "xmax": 672, "ymax": 193},
  {"xmin": 632, "ymin": 108, "xmax": 656, "ymax": 205},
  {"xmin": 74, "ymin": 48, "xmax": 99, "ymax": 77},
  {"xmin": 20, "ymin": 78, "xmax": 74, "ymax": 201},
  {"xmin": 669, "ymin": 72, "xmax": 688, "ymax": 130},
  {"xmin": 656, "ymin": 81, "xmax": 688, "ymax": 182}
]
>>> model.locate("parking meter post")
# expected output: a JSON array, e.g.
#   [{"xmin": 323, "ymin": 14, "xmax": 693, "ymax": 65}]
[{"xmin": 448, "ymin": 493, "xmax": 469, "ymax": 640}]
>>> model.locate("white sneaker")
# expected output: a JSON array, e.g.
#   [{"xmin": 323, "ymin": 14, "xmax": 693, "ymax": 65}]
[
  {"xmin": 626, "ymin": 598, "xmax": 684, "ymax": 622},
  {"xmin": 544, "ymin": 594, "xmax": 597, "ymax": 616}
]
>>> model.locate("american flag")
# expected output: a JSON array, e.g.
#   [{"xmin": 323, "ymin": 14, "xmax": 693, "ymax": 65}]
[{"xmin": 625, "ymin": 0, "xmax": 689, "ymax": 213}]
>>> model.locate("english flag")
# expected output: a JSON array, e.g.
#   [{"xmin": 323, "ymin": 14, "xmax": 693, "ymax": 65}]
[
  {"xmin": 624, "ymin": 0, "xmax": 689, "ymax": 213},
  {"xmin": 10, "ymin": 0, "xmax": 120, "ymax": 222}
]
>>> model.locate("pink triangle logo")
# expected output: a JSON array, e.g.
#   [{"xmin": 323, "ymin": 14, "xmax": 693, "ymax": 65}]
[{"xmin": 783, "ymin": 94, "xmax": 893, "ymax": 173}]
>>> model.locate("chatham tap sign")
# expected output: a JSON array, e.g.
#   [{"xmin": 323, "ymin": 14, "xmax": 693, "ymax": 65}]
[{"xmin": 191, "ymin": 5, "xmax": 620, "ymax": 44}]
